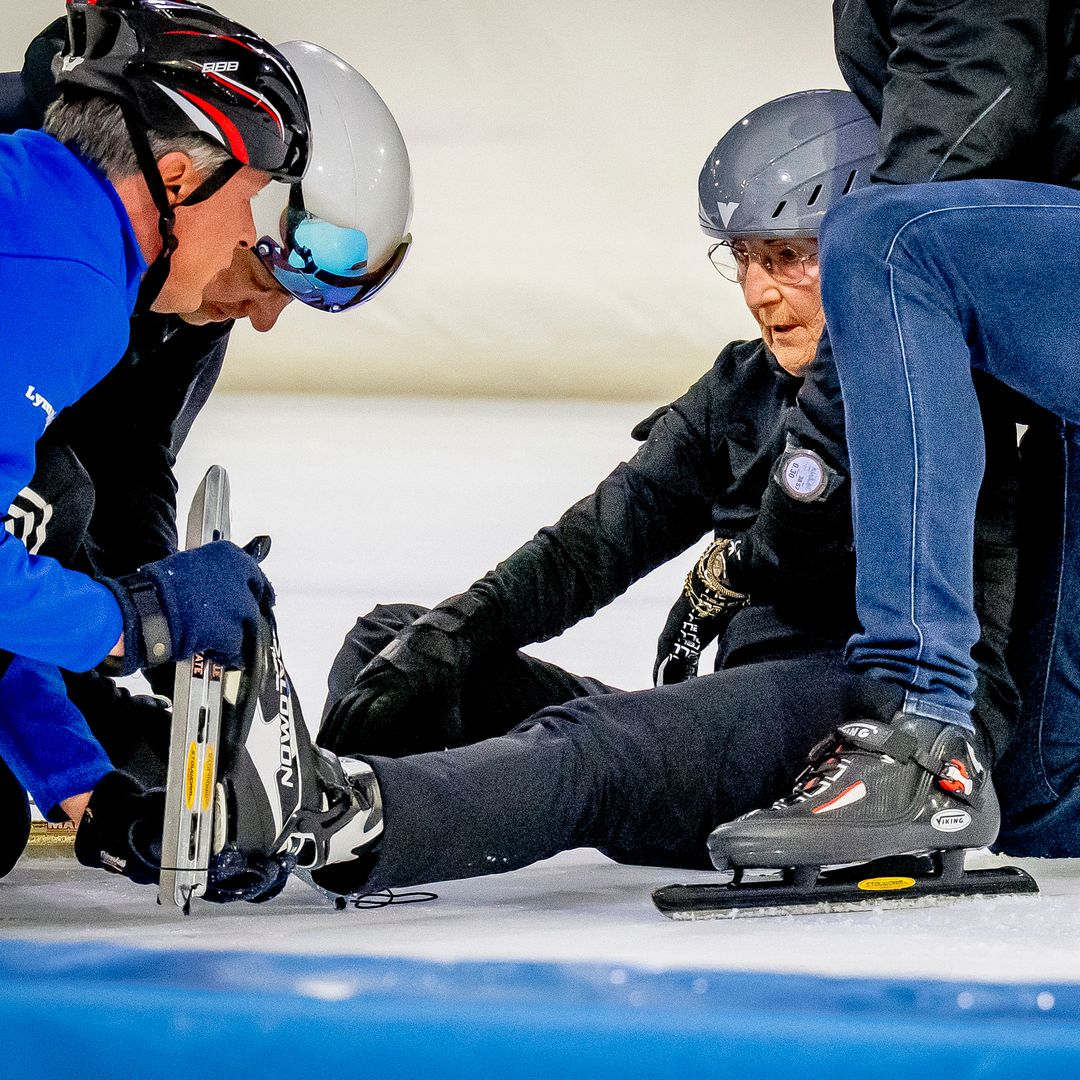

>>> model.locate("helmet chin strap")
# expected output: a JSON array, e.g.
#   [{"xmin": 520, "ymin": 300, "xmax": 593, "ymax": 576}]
[{"xmin": 120, "ymin": 102, "xmax": 241, "ymax": 312}]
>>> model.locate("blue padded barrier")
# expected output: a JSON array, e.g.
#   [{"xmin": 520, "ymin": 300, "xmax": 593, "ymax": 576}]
[{"xmin": 0, "ymin": 938, "xmax": 1077, "ymax": 1079}]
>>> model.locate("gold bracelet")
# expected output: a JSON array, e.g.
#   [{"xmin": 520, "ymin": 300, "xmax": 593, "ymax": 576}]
[{"xmin": 682, "ymin": 539, "xmax": 749, "ymax": 619}]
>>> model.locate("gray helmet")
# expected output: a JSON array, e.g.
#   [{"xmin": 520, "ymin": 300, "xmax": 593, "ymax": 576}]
[{"xmin": 698, "ymin": 89, "xmax": 877, "ymax": 239}]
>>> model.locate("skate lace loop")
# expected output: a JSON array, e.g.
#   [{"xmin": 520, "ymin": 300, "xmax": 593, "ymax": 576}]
[{"xmin": 336, "ymin": 888, "xmax": 438, "ymax": 910}]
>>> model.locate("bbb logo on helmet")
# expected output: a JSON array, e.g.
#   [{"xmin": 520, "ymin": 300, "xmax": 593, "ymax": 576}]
[{"xmin": 202, "ymin": 61, "xmax": 240, "ymax": 75}]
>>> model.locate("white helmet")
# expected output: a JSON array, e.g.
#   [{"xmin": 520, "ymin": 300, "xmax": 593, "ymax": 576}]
[{"xmin": 252, "ymin": 40, "xmax": 413, "ymax": 313}]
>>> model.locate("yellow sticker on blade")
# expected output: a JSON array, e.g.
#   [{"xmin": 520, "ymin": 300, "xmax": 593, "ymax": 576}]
[
  {"xmin": 201, "ymin": 746, "xmax": 215, "ymax": 812},
  {"xmin": 184, "ymin": 742, "xmax": 198, "ymax": 810},
  {"xmin": 858, "ymin": 876, "xmax": 916, "ymax": 892}
]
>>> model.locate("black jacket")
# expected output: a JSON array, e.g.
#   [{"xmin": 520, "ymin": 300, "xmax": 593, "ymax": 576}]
[
  {"xmin": 460, "ymin": 340, "xmax": 1021, "ymax": 756},
  {"xmin": 835, "ymin": 0, "xmax": 1080, "ymax": 187}
]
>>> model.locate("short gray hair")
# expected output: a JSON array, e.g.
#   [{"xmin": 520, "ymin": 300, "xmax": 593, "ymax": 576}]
[{"xmin": 43, "ymin": 94, "xmax": 232, "ymax": 182}]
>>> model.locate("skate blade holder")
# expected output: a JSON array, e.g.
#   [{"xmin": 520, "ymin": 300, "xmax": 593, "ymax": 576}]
[
  {"xmin": 652, "ymin": 851, "xmax": 1039, "ymax": 919},
  {"xmin": 159, "ymin": 465, "xmax": 234, "ymax": 914}
]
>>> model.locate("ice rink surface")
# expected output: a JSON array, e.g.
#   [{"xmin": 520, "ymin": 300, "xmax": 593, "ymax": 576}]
[{"xmin": 7, "ymin": 394, "xmax": 1080, "ymax": 1075}]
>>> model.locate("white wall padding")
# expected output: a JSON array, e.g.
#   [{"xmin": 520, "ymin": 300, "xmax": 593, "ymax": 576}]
[{"xmin": 5, "ymin": 1, "xmax": 843, "ymax": 400}]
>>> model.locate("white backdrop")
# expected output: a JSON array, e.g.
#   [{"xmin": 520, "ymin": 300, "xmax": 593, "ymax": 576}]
[{"xmin": 4, "ymin": 1, "xmax": 843, "ymax": 400}]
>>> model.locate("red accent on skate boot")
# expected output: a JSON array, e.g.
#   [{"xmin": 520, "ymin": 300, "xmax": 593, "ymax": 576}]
[
  {"xmin": 811, "ymin": 780, "xmax": 867, "ymax": 814},
  {"xmin": 939, "ymin": 759, "xmax": 973, "ymax": 797}
]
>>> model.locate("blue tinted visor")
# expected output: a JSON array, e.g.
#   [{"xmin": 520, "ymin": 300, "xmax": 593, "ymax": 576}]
[{"xmin": 254, "ymin": 186, "xmax": 410, "ymax": 313}]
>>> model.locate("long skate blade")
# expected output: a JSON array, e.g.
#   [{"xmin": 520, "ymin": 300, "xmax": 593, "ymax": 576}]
[
  {"xmin": 653, "ymin": 863, "xmax": 1038, "ymax": 920},
  {"xmin": 158, "ymin": 466, "xmax": 231, "ymax": 912}
]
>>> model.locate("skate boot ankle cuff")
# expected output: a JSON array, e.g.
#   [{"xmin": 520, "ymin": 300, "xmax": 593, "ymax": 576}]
[
  {"xmin": 844, "ymin": 673, "xmax": 905, "ymax": 725},
  {"xmin": 324, "ymin": 755, "xmax": 385, "ymax": 863},
  {"xmin": 297, "ymin": 757, "xmax": 385, "ymax": 898}
]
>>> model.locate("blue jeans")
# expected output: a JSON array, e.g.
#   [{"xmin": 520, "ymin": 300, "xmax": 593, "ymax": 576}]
[{"xmin": 819, "ymin": 178, "xmax": 1080, "ymax": 725}]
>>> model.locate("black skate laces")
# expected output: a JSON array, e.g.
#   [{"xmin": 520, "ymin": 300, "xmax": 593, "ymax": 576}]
[
  {"xmin": 783, "ymin": 721, "xmax": 979, "ymax": 808},
  {"xmin": 780, "ymin": 734, "xmax": 852, "ymax": 807}
]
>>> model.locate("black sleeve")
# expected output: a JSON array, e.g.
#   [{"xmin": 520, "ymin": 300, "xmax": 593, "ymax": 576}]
[
  {"xmin": 0, "ymin": 72, "xmax": 37, "ymax": 132},
  {"xmin": 43, "ymin": 320, "xmax": 230, "ymax": 578},
  {"xmin": 835, "ymin": 0, "xmax": 1051, "ymax": 183},
  {"xmin": 461, "ymin": 354, "xmax": 748, "ymax": 649}
]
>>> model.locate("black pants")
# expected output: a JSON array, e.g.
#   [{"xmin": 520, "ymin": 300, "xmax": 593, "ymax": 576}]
[{"xmin": 321, "ymin": 605, "xmax": 862, "ymax": 892}]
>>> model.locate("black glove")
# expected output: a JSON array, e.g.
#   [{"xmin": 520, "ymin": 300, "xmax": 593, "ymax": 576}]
[
  {"xmin": 653, "ymin": 592, "xmax": 706, "ymax": 685},
  {"xmin": 320, "ymin": 594, "xmax": 493, "ymax": 756},
  {"xmin": 74, "ymin": 770, "xmax": 164, "ymax": 886},
  {"xmin": 64, "ymin": 670, "xmax": 171, "ymax": 788},
  {"xmin": 75, "ymin": 771, "xmax": 295, "ymax": 903},
  {"xmin": 653, "ymin": 538, "xmax": 748, "ymax": 686},
  {"xmin": 99, "ymin": 537, "xmax": 274, "ymax": 676},
  {"xmin": 732, "ymin": 447, "xmax": 852, "ymax": 595}
]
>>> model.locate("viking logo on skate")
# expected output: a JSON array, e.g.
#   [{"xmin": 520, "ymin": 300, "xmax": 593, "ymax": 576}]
[
  {"xmin": 811, "ymin": 779, "xmax": 866, "ymax": 814},
  {"xmin": 839, "ymin": 722, "xmax": 878, "ymax": 740},
  {"xmin": 931, "ymin": 809, "xmax": 971, "ymax": 832},
  {"xmin": 940, "ymin": 759, "xmax": 973, "ymax": 797}
]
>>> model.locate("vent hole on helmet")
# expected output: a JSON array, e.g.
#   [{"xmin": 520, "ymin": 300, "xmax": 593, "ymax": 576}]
[
  {"xmin": 807, "ymin": 184, "xmax": 823, "ymax": 206},
  {"xmin": 771, "ymin": 200, "xmax": 787, "ymax": 219},
  {"xmin": 842, "ymin": 170, "xmax": 858, "ymax": 195}
]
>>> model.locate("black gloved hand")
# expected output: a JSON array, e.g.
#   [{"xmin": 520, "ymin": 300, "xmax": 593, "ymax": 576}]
[
  {"xmin": 653, "ymin": 538, "xmax": 748, "ymax": 686},
  {"xmin": 202, "ymin": 849, "xmax": 296, "ymax": 904},
  {"xmin": 74, "ymin": 770, "xmax": 164, "ymax": 886},
  {"xmin": 99, "ymin": 537, "xmax": 274, "ymax": 676},
  {"xmin": 64, "ymin": 670, "xmax": 171, "ymax": 788},
  {"xmin": 75, "ymin": 772, "xmax": 296, "ymax": 903},
  {"xmin": 320, "ymin": 597, "xmax": 488, "ymax": 757},
  {"xmin": 654, "ymin": 592, "xmax": 706, "ymax": 685}
]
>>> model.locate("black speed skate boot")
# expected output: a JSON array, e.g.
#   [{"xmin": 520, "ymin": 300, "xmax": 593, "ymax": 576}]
[
  {"xmin": 208, "ymin": 611, "xmax": 384, "ymax": 902},
  {"xmin": 651, "ymin": 711, "xmax": 1036, "ymax": 918},
  {"xmin": 709, "ymin": 711, "xmax": 999, "ymax": 873}
]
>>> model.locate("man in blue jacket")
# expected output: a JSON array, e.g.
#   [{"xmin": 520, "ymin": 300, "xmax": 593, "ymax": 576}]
[
  {"xmin": 0, "ymin": 0, "xmax": 311, "ymax": 881},
  {"xmin": 0, "ymin": 19, "xmax": 413, "ymax": 884}
]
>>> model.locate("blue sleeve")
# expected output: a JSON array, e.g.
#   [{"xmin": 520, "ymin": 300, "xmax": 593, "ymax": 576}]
[
  {"xmin": 0, "ymin": 657, "xmax": 112, "ymax": 815},
  {"xmin": 0, "ymin": 257, "xmax": 129, "ymax": 670}
]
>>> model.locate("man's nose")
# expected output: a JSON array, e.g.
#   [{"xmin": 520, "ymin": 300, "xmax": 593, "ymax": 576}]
[
  {"xmin": 249, "ymin": 289, "xmax": 292, "ymax": 332},
  {"xmin": 740, "ymin": 258, "xmax": 782, "ymax": 306}
]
